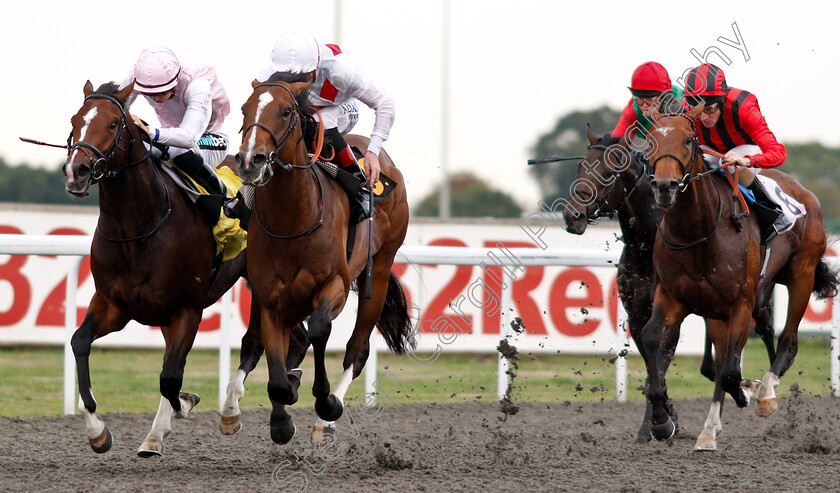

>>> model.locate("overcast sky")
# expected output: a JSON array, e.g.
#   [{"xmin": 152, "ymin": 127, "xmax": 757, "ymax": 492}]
[{"xmin": 3, "ymin": 0, "xmax": 837, "ymax": 211}]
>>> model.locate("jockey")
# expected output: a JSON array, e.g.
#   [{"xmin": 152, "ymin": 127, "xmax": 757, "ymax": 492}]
[
  {"xmin": 256, "ymin": 32, "xmax": 395, "ymax": 223},
  {"xmin": 612, "ymin": 61, "xmax": 686, "ymax": 139},
  {"xmin": 120, "ymin": 47, "xmax": 248, "ymax": 224},
  {"xmin": 683, "ymin": 63, "xmax": 792, "ymax": 243}
]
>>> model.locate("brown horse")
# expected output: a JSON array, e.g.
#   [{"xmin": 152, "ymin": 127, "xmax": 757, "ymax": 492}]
[
  {"xmin": 562, "ymin": 124, "xmax": 778, "ymax": 443},
  {"xmin": 642, "ymin": 105, "xmax": 837, "ymax": 451},
  {"xmin": 232, "ymin": 77, "xmax": 413, "ymax": 445},
  {"xmin": 63, "ymin": 81, "xmax": 251, "ymax": 456}
]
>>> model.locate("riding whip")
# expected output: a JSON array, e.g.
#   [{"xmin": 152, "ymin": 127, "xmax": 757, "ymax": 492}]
[
  {"xmin": 527, "ymin": 156, "xmax": 584, "ymax": 165},
  {"xmin": 19, "ymin": 137, "xmax": 67, "ymax": 149},
  {"xmin": 364, "ymin": 186, "xmax": 374, "ymax": 299}
]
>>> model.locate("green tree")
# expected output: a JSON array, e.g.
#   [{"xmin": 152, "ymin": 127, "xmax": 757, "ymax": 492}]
[
  {"xmin": 0, "ymin": 157, "xmax": 97, "ymax": 206},
  {"xmin": 527, "ymin": 106, "xmax": 621, "ymax": 207},
  {"xmin": 415, "ymin": 172, "xmax": 523, "ymax": 218}
]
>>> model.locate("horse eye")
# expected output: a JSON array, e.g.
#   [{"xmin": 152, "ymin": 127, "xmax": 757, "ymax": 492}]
[
  {"xmin": 110, "ymin": 121, "xmax": 118, "ymax": 130},
  {"xmin": 685, "ymin": 137, "xmax": 692, "ymax": 145}
]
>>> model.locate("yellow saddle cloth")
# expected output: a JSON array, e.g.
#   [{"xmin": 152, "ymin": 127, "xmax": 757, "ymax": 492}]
[{"xmin": 181, "ymin": 165, "xmax": 247, "ymax": 262}]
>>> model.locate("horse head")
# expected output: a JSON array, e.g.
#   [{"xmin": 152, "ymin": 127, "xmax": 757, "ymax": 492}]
[
  {"xmin": 63, "ymin": 81, "xmax": 137, "ymax": 196},
  {"xmin": 236, "ymin": 78, "xmax": 311, "ymax": 186},
  {"xmin": 647, "ymin": 105, "xmax": 705, "ymax": 208},
  {"xmin": 562, "ymin": 123, "xmax": 638, "ymax": 234}
]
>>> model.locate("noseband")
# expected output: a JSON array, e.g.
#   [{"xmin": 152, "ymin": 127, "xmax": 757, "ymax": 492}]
[
  {"xmin": 67, "ymin": 94, "xmax": 146, "ymax": 181},
  {"xmin": 650, "ymin": 113, "xmax": 701, "ymax": 192},
  {"xmin": 240, "ymin": 82, "xmax": 305, "ymax": 185}
]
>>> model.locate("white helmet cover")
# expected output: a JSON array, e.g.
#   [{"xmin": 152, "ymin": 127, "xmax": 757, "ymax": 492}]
[{"xmin": 268, "ymin": 32, "xmax": 320, "ymax": 74}]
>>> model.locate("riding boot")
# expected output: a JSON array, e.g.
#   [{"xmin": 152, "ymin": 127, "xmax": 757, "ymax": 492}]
[
  {"xmin": 223, "ymin": 190, "xmax": 251, "ymax": 231},
  {"xmin": 172, "ymin": 151, "xmax": 228, "ymax": 197},
  {"xmin": 747, "ymin": 178, "xmax": 793, "ymax": 244},
  {"xmin": 334, "ymin": 145, "xmax": 374, "ymax": 224}
]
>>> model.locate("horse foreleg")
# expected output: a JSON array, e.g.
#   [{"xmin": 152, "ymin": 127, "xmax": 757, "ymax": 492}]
[
  {"xmin": 699, "ymin": 324, "xmax": 715, "ymax": 382},
  {"xmin": 758, "ymin": 273, "xmax": 813, "ymax": 416},
  {"xmin": 260, "ymin": 307, "xmax": 301, "ymax": 445},
  {"xmin": 753, "ymin": 285, "xmax": 776, "ymax": 365},
  {"xmin": 222, "ymin": 298, "xmax": 265, "ymax": 434},
  {"xmin": 71, "ymin": 295, "xmax": 128, "ymax": 454},
  {"xmin": 139, "ymin": 311, "xmax": 201, "ymax": 457},
  {"xmin": 719, "ymin": 306, "xmax": 753, "ymax": 408},
  {"xmin": 641, "ymin": 288, "xmax": 686, "ymax": 441}
]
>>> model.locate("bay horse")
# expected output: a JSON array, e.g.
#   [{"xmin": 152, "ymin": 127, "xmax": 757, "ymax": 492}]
[
  {"xmin": 64, "ymin": 81, "xmax": 253, "ymax": 457},
  {"xmin": 232, "ymin": 77, "xmax": 413, "ymax": 445},
  {"xmin": 642, "ymin": 105, "xmax": 837, "ymax": 451},
  {"xmin": 561, "ymin": 124, "xmax": 777, "ymax": 443}
]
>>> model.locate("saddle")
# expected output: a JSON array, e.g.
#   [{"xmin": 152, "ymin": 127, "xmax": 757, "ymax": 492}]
[{"xmin": 160, "ymin": 162, "xmax": 247, "ymax": 262}]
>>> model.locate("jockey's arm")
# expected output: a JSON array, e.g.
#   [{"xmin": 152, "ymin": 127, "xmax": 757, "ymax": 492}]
[
  {"xmin": 738, "ymin": 98, "xmax": 787, "ymax": 169},
  {"xmin": 152, "ymin": 78, "xmax": 214, "ymax": 149},
  {"xmin": 355, "ymin": 82, "xmax": 395, "ymax": 185}
]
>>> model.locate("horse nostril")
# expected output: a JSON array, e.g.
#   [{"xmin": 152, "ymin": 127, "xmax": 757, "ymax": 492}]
[
  {"xmin": 234, "ymin": 153, "xmax": 244, "ymax": 168},
  {"xmin": 252, "ymin": 154, "xmax": 267, "ymax": 167}
]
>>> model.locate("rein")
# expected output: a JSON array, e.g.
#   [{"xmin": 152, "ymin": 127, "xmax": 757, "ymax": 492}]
[
  {"xmin": 69, "ymin": 94, "xmax": 149, "ymax": 181},
  {"xmin": 243, "ymin": 81, "xmax": 326, "ymax": 239},
  {"xmin": 651, "ymin": 113, "xmax": 702, "ymax": 192},
  {"xmin": 651, "ymin": 113, "xmax": 723, "ymax": 249},
  {"xmin": 573, "ymin": 143, "xmax": 647, "ymax": 223}
]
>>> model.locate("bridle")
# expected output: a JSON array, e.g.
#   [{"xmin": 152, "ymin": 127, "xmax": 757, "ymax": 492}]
[
  {"xmin": 240, "ymin": 81, "xmax": 325, "ymax": 239},
  {"xmin": 571, "ymin": 142, "xmax": 647, "ymax": 224},
  {"xmin": 67, "ymin": 94, "xmax": 149, "ymax": 182},
  {"xmin": 68, "ymin": 93, "xmax": 171, "ymax": 242},
  {"xmin": 239, "ymin": 82, "xmax": 311, "ymax": 186},
  {"xmin": 650, "ymin": 113, "xmax": 702, "ymax": 193},
  {"xmin": 649, "ymin": 113, "xmax": 722, "ymax": 249}
]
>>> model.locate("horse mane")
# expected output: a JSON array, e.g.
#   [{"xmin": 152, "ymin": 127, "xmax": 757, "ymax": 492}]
[
  {"xmin": 94, "ymin": 81, "xmax": 121, "ymax": 95},
  {"xmin": 598, "ymin": 133, "xmax": 621, "ymax": 146}
]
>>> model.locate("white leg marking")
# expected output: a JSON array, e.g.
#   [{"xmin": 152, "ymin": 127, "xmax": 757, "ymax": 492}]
[
  {"xmin": 758, "ymin": 371, "xmax": 780, "ymax": 400},
  {"xmin": 144, "ymin": 396, "xmax": 175, "ymax": 445},
  {"xmin": 222, "ymin": 369, "xmax": 247, "ymax": 418},
  {"xmin": 701, "ymin": 401, "xmax": 722, "ymax": 438},
  {"xmin": 740, "ymin": 379, "xmax": 762, "ymax": 406},
  {"xmin": 79, "ymin": 391, "xmax": 105, "ymax": 441},
  {"xmin": 313, "ymin": 367, "xmax": 355, "ymax": 431}
]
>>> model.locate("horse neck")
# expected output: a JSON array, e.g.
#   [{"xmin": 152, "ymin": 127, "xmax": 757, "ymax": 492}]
[
  {"xmin": 96, "ymin": 131, "xmax": 166, "ymax": 231},
  {"xmin": 617, "ymin": 163, "xmax": 658, "ymax": 252},
  {"xmin": 661, "ymin": 165, "xmax": 720, "ymax": 240},
  {"xmin": 256, "ymin": 147, "xmax": 322, "ymax": 226}
]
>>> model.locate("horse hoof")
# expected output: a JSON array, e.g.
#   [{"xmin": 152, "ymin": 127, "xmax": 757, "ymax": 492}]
[
  {"xmin": 634, "ymin": 433, "xmax": 652, "ymax": 444},
  {"xmin": 315, "ymin": 395, "xmax": 344, "ymax": 422},
  {"xmin": 650, "ymin": 418, "xmax": 676, "ymax": 441},
  {"xmin": 89, "ymin": 427, "xmax": 113, "ymax": 454},
  {"xmin": 756, "ymin": 397, "xmax": 778, "ymax": 417},
  {"xmin": 270, "ymin": 422, "xmax": 296, "ymax": 445},
  {"xmin": 179, "ymin": 392, "xmax": 201, "ymax": 409},
  {"xmin": 220, "ymin": 414, "xmax": 242, "ymax": 435},
  {"xmin": 693, "ymin": 434, "xmax": 717, "ymax": 452},
  {"xmin": 311, "ymin": 424, "xmax": 336, "ymax": 446},
  {"xmin": 137, "ymin": 438, "xmax": 163, "ymax": 457}
]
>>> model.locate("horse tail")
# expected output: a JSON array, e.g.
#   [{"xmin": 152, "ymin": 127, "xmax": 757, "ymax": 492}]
[
  {"xmin": 812, "ymin": 257, "xmax": 840, "ymax": 300},
  {"xmin": 376, "ymin": 271, "xmax": 416, "ymax": 355}
]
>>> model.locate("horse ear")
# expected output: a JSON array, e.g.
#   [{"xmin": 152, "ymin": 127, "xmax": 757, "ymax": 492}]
[
  {"xmin": 687, "ymin": 104, "xmax": 705, "ymax": 118},
  {"xmin": 251, "ymin": 79, "xmax": 261, "ymax": 89},
  {"xmin": 289, "ymin": 81, "xmax": 312, "ymax": 97},
  {"xmin": 83, "ymin": 80, "xmax": 94, "ymax": 97},
  {"xmin": 586, "ymin": 122, "xmax": 598, "ymax": 145},
  {"xmin": 115, "ymin": 82, "xmax": 134, "ymax": 103}
]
